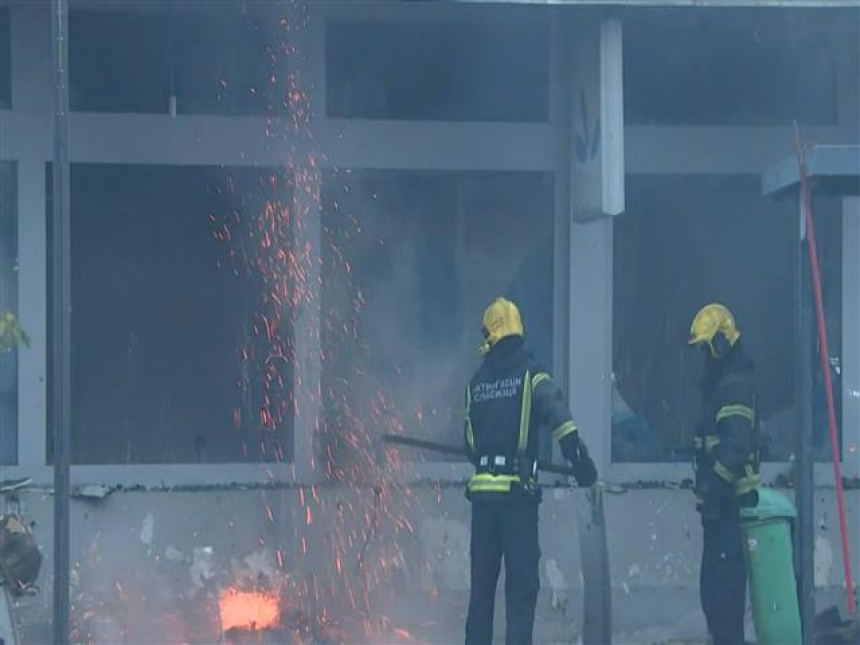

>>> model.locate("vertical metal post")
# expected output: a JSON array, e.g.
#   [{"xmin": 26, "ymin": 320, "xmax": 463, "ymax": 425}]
[
  {"xmin": 550, "ymin": 7, "xmax": 571, "ymax": 461},
  {"xmin": 51, "ymin": 0, "xmax": 71, "ymax": 643},
  {"xmin": 796, "ymin": 195, "xmax": 816, "ymax": 645}
]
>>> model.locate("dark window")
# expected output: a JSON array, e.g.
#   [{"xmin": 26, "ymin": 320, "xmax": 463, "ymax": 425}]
[
  {"xmin": 611, "ymin": 174, "xmax": 842, "ymax": 463},
  {"xmin": 0, "ymin": 162, "xmax": 17, "ymax": 465},
  {"xmin": 0, "ymin": 8, "xmax": 10, "ymax": 109},
  {"xmin": 70, "ymin": 9, "xmax": 288, "ymax": 116},
  {"xmin": 320, "ymin": 171, "xmax": 554, "ymax": 462},
  {"xmin": 48, "ymin": 164, "xmax": 295, "ymax": 464},
  {"xmin": 70, "ymin": 12, "xmax": 170, "ymax": 113},
  {"xmin": 170, "ymin": 12, "xmax": 289, "ymax": 116},
  {"xmin": 624, "ymin": 9, "xmax": 841, "ymax": 126},
  {"xmin": 326, "ymin": 20, "xmax": 549, "ymax": 122}
]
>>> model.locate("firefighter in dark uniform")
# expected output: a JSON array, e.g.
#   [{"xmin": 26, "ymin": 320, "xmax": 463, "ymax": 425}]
[
  {"xmin": 464, "ymin": 297, "xmax": 597, "ymax": 645},
  {"xmin": 689, "ymin": 303, "xmax": 761, "ymax": 645}
]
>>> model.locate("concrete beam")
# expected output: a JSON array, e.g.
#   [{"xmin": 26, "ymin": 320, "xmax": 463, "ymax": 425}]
[
  {"xmin": 447, "ymin": 0, "xmax": 860, "ymax": 6},
  {"xmin": 762, "ymin": 145, "xmax": 860, "ymax": 198}
]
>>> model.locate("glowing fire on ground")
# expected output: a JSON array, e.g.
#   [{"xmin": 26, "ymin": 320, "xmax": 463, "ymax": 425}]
[{"xmin": 218, "ymin": 588, "xmax": 280, "ymax": 632}]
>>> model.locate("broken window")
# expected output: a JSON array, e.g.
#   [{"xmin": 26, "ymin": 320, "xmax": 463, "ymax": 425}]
[
  {"xmin": 612, "ymin": 174, "xmax": 843, "ymax": 463},
  {"xmin": 47, "ymin": 164, "xmax": 295, "ymax": 464},
  {"xmin": 320, "ymin": 170, "xmax": 555, "ymax": 464},
  {"xmin": 325, "ymin": 20, "xmax": 550, "ymax": 122},
  {"xmin": 0, "ymin": 162, "xmax": 17, "ymax": 465},
  {"xmin": 624, "ymin": 8, "xmax": 840, "ymax": 127}
]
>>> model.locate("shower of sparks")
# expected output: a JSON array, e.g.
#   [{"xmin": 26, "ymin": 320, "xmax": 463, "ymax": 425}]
[
  {"xmin": 208, "ymin": 2, "xmax": 426, "ymax": 642},
  {"xmin": 66, "ymin": 4, "xmax": 430, "ymax": 643}
]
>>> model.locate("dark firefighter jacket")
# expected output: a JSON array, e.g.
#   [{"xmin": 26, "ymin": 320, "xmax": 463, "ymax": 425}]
[
  {"xmin": 464, "ymin": 336, "xmax": 596, "ymax": 501},
  {"xmin": 694, "ymin": 344, "xmax": 761, "ymax": 515}
]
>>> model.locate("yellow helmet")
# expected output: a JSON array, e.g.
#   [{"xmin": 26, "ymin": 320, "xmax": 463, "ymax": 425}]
[
  {"xmin": 479, "ymin": 297, "xmax": 524, "ymax": 355},
  {"xmin": 689, "ymin": 303, "xmax": 740, "ymax": 358}
]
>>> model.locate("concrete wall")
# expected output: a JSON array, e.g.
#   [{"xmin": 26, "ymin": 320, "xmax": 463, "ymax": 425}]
[{"xmin": 5, "ymin": 485, "xmax": 858, "ymax": 644}]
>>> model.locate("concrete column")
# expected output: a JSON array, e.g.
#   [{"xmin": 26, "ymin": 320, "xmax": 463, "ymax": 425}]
[
  {"xmin": 291, "ymin": 167, "xmax": 322, "ymax": 481},
  {"xmin": 567, "ymin": 18, "xmax": 621, "ymax": 473},
  {"xmin": 10, "ymin": 3, "xmax": 50, "ymax": 468},
  {"xmin": 842, "ymin": 197, "xmax": 860, "ymax": 480},
  {"xmin": 837, "ymin": 23, "xmax": 859, "ymax": 483},
  {"xmin": 291, "ymin": 10, "xmax": 324, "ymax": 482},
  {"xmin": 0, "ymin": 163, "xmax": 17, "ymax": 466},
  {"xmin": 837, "ymin": 22, "xmax": 859, "ymax": 478},
  {"xmin": 16, "ymin": 160, "xmax": 47, "ymax": 468},
  {"xmin": 550, "ymin": 10, "xmax": 572, "ymax": 398},
  {"xmin": 570, "ymin": 18, "xmax": 624, "ymax": 222},
  {"xmin": 569, "ymin": 218, "xmax": 613, "ymax": 473},
  {"xmin": 840, "ymin": 197, "xmax": 860, "ymax": 601},
  {"xmin": 548, "ymin": 11, "xmax": 573, "ymax": 468}
]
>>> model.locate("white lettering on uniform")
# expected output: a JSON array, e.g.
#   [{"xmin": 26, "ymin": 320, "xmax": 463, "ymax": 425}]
[{"xmin": 472, "ymin": 377, "xmax": 523, "ymax": 403}]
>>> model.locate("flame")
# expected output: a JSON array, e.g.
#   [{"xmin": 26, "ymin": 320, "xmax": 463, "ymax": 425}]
[{"xmin": 219, "ymin": 588, "xmax": 280, "ymax": 632}]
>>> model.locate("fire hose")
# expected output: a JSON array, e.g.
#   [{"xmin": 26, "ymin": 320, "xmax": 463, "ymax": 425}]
[{"xmin": 380, "ymin": 433, "xmax": 581, "ymax": 478}]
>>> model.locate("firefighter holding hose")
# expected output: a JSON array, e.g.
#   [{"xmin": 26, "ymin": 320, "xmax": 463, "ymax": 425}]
[{"xmin": 463, "ymin": 297, "xmax": 597, "ymax": 645}]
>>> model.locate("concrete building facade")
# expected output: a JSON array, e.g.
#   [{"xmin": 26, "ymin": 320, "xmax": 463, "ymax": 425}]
[{"xmin": 0, "ymin": 1, "xmax": 858, "ymax": 642}]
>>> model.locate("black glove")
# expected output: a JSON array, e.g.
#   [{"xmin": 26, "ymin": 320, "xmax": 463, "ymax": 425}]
[
  {"xmin": 697, "ymin": 470, "xmax": 735, "ymax": 520},
  {"xmin": 570, "ymin": 441, "xmax": 598, "ymax": 487}
]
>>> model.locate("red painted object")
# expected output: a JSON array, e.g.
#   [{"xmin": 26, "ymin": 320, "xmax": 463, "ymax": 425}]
[{"xmin": 795, "ymin": 125, "xmax": 857, "ymax": 617}]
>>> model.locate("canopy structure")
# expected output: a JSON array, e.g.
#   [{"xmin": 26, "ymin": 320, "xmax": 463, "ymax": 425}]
[
  {"xmin": 763, "ymin": 142, "xmax": 860, "ymax": 643},
  {"xmin": 763, "ymin": 145, "xmax": 860, "ymax": 198}
]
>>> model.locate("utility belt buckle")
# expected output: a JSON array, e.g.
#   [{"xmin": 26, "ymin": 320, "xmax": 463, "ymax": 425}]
[{"xmin": 478, "ymin": 454, "xmax": 511, "ymax": 475}]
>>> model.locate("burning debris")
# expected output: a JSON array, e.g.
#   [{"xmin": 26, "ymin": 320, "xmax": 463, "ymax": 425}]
[
  {"xmin": 217, "ymin": 581, "xmax": 421, "ymax": 645},
  {"xmin": 218, "ymin": 588, "xmax": 279, "ymax": 633}
]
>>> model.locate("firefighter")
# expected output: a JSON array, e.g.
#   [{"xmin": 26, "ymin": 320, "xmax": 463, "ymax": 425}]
[
  {"xmin": 688, "ymin": 303, "xmax": 760, "ymax": 645},
  {"xmin": 464, "ymin": 297, "xmax": 597, "ymax": 645}
]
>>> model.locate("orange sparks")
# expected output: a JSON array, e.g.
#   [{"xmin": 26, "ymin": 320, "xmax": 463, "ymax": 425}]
[{"xmin": 218, "ymin": 588, "xmax": 280, "ymax": 632}]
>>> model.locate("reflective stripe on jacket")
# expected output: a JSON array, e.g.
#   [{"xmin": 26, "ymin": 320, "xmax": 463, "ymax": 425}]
[
  {"xmin": 464, "ymin": 337, "xmax": 582, "ymax": 501},
  {"xmin": 694, "ymin": 349, "xmax": 761, "ymax": 504}
]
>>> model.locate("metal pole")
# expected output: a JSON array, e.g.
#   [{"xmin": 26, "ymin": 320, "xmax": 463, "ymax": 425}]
[
  {"xmin": 51, "ymin": 0, "xmax": 71, "ymax": 642},
  {"xmin": 796, "ymin": 193, "xmax": 816, "ymax": 645}
]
